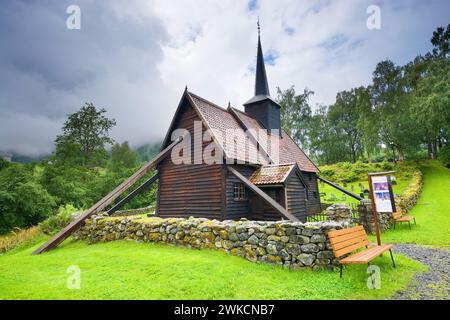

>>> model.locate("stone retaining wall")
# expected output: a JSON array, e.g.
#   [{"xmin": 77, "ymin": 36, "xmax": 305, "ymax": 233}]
[
  {"xmin": 358, "ymin": 200, "xmax": 393, "ymax": 233},
  {"xmin": 74, "ymin": 215, "xmax": 348, "ymax": 270},
  {"xmin": 395, "ymin": 171, "xmax": 423, "ymax": 213}
]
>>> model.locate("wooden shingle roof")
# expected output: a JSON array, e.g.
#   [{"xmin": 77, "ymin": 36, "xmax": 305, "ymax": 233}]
[
  {"xmin": 249, "ymin": 164, "xmax": 296, "ymax": 185},
  {"xmin": 162, "ymin": 90, "xmax": 319, "ymax": 173}
]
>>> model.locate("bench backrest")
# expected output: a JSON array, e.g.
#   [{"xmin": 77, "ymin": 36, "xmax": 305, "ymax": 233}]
[
  {"xmin": 327, "ymin": 226, "xmax": 370, "ymax": 258},
  {"xmin": 392, "ymin": 211, "xmax": 403, "ymax": 219}
]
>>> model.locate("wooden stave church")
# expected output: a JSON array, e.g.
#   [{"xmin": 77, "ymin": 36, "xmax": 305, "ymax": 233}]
[
  {"xmin": 32, "ymin": 26, "xmax": 323, "ymax": 255},
  {"xmin": 156, "ymin": 31, "xmax": 321, "ymax": 223}
]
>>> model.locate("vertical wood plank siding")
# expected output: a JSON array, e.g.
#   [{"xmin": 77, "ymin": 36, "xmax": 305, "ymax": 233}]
[
  {"xmin": 157, "ymin": 101, "xmax": 223, "ymax": 219},
  {"xmin": 286, "ymin": 173, "xmax": 307, "ymax": 222},
  {"xmin": 259, "ymin": 187, "xmax": 285, "ymax": 221},
  {"xmin": 302, "ymin": 172, "xmax": 322, "ymax": 214},
  {"xmin": 225, "ymin": 165, "xmax": 255, "ymax": 220}
]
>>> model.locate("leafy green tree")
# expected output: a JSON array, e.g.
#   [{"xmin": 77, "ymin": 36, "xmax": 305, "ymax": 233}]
[
  {"xmin": 55, "ymin": 103, "xmax": 116, "ymax": 166},
  {"xmin": 431, "ymin": 24, "xmax": 450, "ymax": 58},
  {"xmin": 308, "ymin": 105, "xmax": 349, "ymax": 164},
  {"xmin": 371, "ymin": 60, "xmax": 420, "ymax": 161},
  {"xmin": 328, "ymin": 88, "xmax": 363, "ymax": 163},
  {"xmin": 0, "ymin": 158, "xmax": 9, "ymax": 171},
  {"xmin": 276, "ymin": 86, "xmax": 314, "ymax": 152},
  {"xmin": 411, "ymin": 58, "xmax": 450, "ymax": 158},
  {"xmin": 0, "ymin": 164, "xmax": 56, "ymax": 233},
  {"xmin": 40, "ymin": 161, "xmax": 96, "ymax": 208},
  {"xmin": 355, "ymin": 86, "xmax": 379, "ymax": 160},
  {"xmin": 110, "ymin": 141, "xmax": 138, "ymax": 171}
]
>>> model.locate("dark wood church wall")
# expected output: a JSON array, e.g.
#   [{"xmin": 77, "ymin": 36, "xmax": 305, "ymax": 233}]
[
  {"xmin": 157, "ymin": 101, "xmax": 223, "ymax": 220},
  {"xmin": 260, "ymin": 187, "xmax": 284, "ymax": 221},
  {"xmin": 286, "ymin": 173, "xmax": 308, "ymax": 222},
  {"xmin": 302, "ymin": 172, "xmax": 321, "ymax": 214},
  {"xmin": 224, "ymin": 165, "xmax": 255, "ymax": 220}
]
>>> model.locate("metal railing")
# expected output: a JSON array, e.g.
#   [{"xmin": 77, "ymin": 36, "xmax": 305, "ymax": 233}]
[{"xmin": 307, "ymin": 203, "xmax": 360, "ymax": 225}]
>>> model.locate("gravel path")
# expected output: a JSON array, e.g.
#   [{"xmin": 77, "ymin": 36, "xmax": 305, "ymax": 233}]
[{"xmin": 392, "ymin": 244, "xmax": 450, "ymax": 300}]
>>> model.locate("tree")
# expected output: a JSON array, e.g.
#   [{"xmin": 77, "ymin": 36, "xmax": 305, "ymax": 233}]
[
  {"xmin": 411, "ymin": 58, "xmax": 450, "ymax": 158},
  {"xmin": 431, "ymin": 24, "xmax": 450, "ymax": 58},
  {"xmin": 355, "ymin": 86, "xmax": 379, "ymax": 160},
  {"xmin": 371, "ymin": 60, "xmax": 420, "ymax": 161},
  {"xmin": 276, "ymin": 86, "xmax": 314, "ymax": 152},
  {"xmin": 110, "ymin": 141, "xmax": 138, "ymax": 171},
  {"xmin": 0, "ymin": 158, "xmax": 9, "ymax": 171},
  {"xmin": 55, "ymin": 103, "xmax": 116, "ymax": 166},
  {"xmin": 0, "ymin": 164, "xmax": 56, "ymax": 234},
  {"xmin": 328, "ymin": 88, "xmax": 362, "ymax": 163},
  {"xmin": 308, "ymin": 105, "xmax": 349, "ymax": 164}
]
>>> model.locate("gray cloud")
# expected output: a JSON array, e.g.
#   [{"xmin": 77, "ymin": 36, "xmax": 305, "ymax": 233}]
[
  {"xmin": 0, "ymin": 0, "xmax": 172, "ymax": 156},
  {"xmin": 1, "ymin": 0, "xmax": 449, "ymax": 157}
]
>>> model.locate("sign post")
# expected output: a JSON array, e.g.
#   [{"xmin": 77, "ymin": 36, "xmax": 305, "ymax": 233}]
[{"xmin": 368, "ymin": 171, "xmax": 396, "ymax": 246}]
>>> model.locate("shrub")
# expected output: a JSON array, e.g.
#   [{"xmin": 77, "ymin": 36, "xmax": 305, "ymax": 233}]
[
  {"xmin": 39, "ymin": 204, "xmax": 80, "ymax": 235},
  {"xmin": 395, "ymin": 170, "xmax": 423, "ymax": 212},
  {"xmin": 380, "ymin": 160, "xmax": 394, "ymax": 171},
  {"xmin": 318, "ymin": 167, "xmax": 335, "ymax": 180},
  {"xmin": 0, "ymin": 165, "xmax": 57, "ymax": 234},
  {"xmin": 0, "ymin": 158, "xmax": 9, "ymax": 171},
  {"xmin": 439, "ymin": 145, "xmax": 450, "ymax": 168}
]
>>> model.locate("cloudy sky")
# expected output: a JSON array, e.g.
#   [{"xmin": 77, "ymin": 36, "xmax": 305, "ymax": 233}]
[{"xmin": 1, "ymin": 0, "xmax": 449, "ymax": 157}]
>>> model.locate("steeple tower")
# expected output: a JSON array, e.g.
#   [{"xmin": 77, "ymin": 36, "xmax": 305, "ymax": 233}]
[
  {"xmin": 244, "ymin": 19, "xmax": 281, "ymax": 135},
  {"xmin": 255, "ymin": 19, "xmax": 270, "ymax": 96}
]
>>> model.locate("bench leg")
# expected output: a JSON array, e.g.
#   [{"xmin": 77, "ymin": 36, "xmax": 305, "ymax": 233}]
[
  {"xmin": 393, "ymin": 221, "xmax": 396, "ymax": 230},
  {"xmin": 340, "ymin": 264, "xmax": 343, "ymax": 278},
  {"xmin": 408, "ymin": 221, "xmax": 411, "ymax": 230},
  {"xmin": 389, "ymin": 249, "xmax": 396, "ymax": 268}
]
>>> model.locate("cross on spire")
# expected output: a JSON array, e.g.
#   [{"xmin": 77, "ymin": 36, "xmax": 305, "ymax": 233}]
[
  {"xmin": 257, "ymin": 17, "xmax": 260, "ymax": 37},
  {"xmin": 254, "ymin": 18, "xmax": 270, "ymax": 96}
]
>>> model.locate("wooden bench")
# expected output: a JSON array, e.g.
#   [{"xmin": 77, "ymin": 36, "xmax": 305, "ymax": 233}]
[
  {"xmin": 393, "ymin": 211, "xmax": 416, "ymax": 230},
  {"xmin": 327, "ymin": 226, "xmax": 396, "ymax": 278}
]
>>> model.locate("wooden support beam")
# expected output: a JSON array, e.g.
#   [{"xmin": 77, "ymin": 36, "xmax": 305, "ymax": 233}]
[
  {"xmin": 317, "ymin": 176, "xmax": 363, "ymax": 201},
  {"xmin": 32, "ymin": 137, "xmax": 183, "ymax": 255},
  {"xmin": 227, "ymin": 166, "xmax": 299, "ymax": 222},
  {"xmin": 107, "ymin": 173, "xmax": 159, "ymax": 215}
]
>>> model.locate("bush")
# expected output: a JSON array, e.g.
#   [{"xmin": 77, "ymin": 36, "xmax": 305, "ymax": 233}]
[
  {"xmin": 0, "ymin": 165, "xmax": 57, "ymax": 234},
  {"xmin": 318, "ymin": 160, "xmax": 419, "ymax": 184},
  {"xmin": 439, "ymin": 145, "xmax": 450, "ymax": 168},
  {"xmin": 39, "ymin": 204, "xmax": 80, "ymax": 235},
  {"xmin": 380, "ymin": 160, "xmax": 394, "ymax": 171},
  {"xmin": 0, "ymin": 158, "xmax": 9, "ymax": 171},
  {"xmin": 395, "ymin": 170, "xmax": 423, "ymax": 212}
]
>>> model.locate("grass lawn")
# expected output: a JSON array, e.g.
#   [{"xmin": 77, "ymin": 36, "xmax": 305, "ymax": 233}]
[
  {"xmin": 0, "ymin": 239, "xmax": 424, "ymax": 300},
  {"xmin": 373, "ymin": 161, "xmax": 450, "ymax": 247},
  {"xmin": 319, "ymin": 178, "xmax": 410, "ymax": 205},
  {"xmin": 318, "ymin": 161, "xmax": 417, "ymax": 205}
]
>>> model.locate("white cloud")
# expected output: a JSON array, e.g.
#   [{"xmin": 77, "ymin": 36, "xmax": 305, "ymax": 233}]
[{"xmin": 1, "ymin": 0, "xmax": 449, "ymax": 156}]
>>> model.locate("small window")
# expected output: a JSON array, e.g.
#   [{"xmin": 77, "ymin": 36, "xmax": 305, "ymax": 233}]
[
  {"xmin": 308, "ymin": 174, "xmax": 312, "ymax": 181},
  {"xmin": 313, "ymin": 191, "xmax": 318, "ymax": 199},
  {"xmin": 266, "ymin": 189, "xmax": 280, "ymax": 202},
  {"xmin": 233, "ymin": 183, "xmax": 247, "ymax": 200},
  {"xmin": 305, "ymin": 189, "xmax": 309, "ymax": 201}
]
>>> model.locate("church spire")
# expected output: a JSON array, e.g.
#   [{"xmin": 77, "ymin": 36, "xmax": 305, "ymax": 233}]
[
  {"xmin": 255, "ymin": 18, "xmax": 270, "ymax": 96},
  {"xmin": 244, "ymin": 18, "xmax": 281, "ymax": 135}
]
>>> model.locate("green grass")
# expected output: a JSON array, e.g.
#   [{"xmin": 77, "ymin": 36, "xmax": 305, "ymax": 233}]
[
  {"xmin": 3, "ymin": 161, "xmax": 448, "ymax": 300},
  {"xmin": 319, "ymin": 178, "xmax": 410, "ymax": 205},
  {"xmin": 373, "ymin": 161, "xmax": 450, "ymax": 247},
  {"xmin": 0, "ymin": 239, "xmax": 424, "ymax": 300},
  {"xmin": 318, "ymin": 161, "xmax": 415, "ymax": 205}
]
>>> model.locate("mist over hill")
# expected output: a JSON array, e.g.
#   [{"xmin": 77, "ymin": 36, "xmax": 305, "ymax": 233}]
[{"xmin": 1, "ymin": 140, "xmax": 162, "ymax": 164}]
